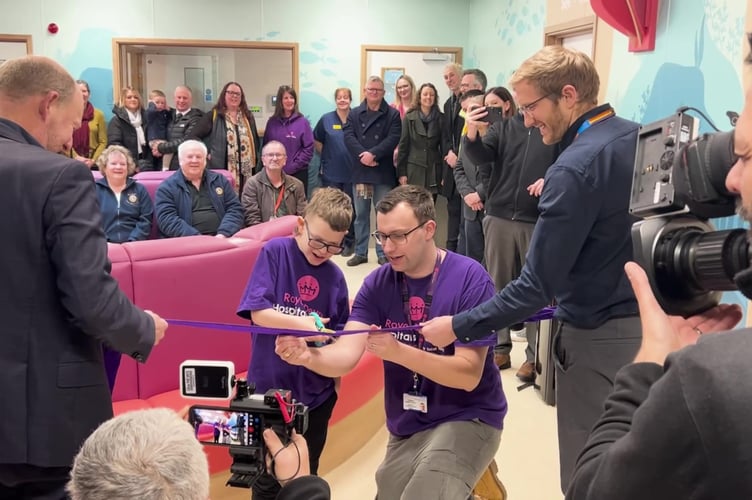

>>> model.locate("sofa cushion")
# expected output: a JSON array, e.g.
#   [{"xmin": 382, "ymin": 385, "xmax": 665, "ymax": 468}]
[
  {"xmin": 121, "ymin": 236, "xmax": 261, "ymax": 399},
  {"xmin": 234, "ymin": 215, "xmax": 298, "ymax": 241}
]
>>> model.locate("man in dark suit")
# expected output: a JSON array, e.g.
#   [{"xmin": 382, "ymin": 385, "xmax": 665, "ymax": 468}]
[
  {"xmin": 441, "ymin": 63, "xmax": 464, "ymax": 253},
  {"xmin": 0, "ymin": 55, "xmax": 167, "ymax": 500},
  {"xmin": 153, "ymin": 85, "xmax": 203, "ymax": 171}
]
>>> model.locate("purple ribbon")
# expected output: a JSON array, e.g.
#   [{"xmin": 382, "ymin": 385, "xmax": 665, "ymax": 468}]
[{"xmin": 166, "ymin": 307, "xmax": 556, "ymax": 337}]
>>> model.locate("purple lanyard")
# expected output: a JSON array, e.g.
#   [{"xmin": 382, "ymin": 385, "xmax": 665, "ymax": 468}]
[{"xmin": 400, "ymin": 250, "xmax": 442, "ymax": 392}]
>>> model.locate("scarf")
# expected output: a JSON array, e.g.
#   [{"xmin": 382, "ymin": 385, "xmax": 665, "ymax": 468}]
[
  {"xmin": 126, "ymin": 109, "xmax": 146, "ymax": 155},
  {"xmin": 72, "ymin": 102, "xmax": 94, "ymax": 157},
  {"xmin": 224, "ymin": 111, "xmax": 257, "ymax": 192},
  {"xmin": 419, "ymin": 106, "xmax": 439, "ymax": 125}
]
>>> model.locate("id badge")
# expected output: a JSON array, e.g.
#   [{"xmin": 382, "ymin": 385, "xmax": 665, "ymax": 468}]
[{"xmin": 403, "ymin": 392, "xmax": 428, "ymax": 413}]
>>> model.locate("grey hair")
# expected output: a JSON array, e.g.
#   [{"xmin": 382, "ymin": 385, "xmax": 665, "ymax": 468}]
[
  {"xmin": 67, "ymin": 408, "xmax": 209, "ymax": 500},
  {"xmin": 178, "ymin": 139, "xmax": 208, "ymax": 162}
]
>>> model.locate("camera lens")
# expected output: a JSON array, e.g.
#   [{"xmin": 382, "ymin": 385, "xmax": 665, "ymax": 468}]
[{"xmin": 654, "ymin": 226, "xmax": 749, "ymax": 300}]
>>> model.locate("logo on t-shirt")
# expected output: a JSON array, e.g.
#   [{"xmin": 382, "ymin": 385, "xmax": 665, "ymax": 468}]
[
  {"xmin": 297, "ymin": 275, "xmax": 320, "ymax": 302},
  {"xmin": 408, "ymin": 296, "xmax": 426, "ymax": 322}
]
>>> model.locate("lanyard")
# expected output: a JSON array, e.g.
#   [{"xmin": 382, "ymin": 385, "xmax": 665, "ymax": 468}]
[
  {"xmin": 575, "ymin": 108, "xmax": 615, "ymax": 138},
  {"xmin": 273, "ymin": 184, "xmax": 286, "ymax": 216},
  {"xmin": 399, "ymin": 250, "xmax": 442, "ymax": 392}
]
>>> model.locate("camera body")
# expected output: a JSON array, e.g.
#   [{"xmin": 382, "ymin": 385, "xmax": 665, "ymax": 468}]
[
  {"xmin": 181, "ymin": 361, "xmax": 309, "ymax": 489},
  {"xmin": 629, "ymin": 110, "xmax": 750, "ymax": 316}
]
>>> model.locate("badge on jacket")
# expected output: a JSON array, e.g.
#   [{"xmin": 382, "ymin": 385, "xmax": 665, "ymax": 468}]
[
  {"xmin": 215, "ymin": 187, "xmax": 223, "ymax": 195},
  {"xmin": 128, "ymin": 194, "xmax": 138, "ymax": 204}
]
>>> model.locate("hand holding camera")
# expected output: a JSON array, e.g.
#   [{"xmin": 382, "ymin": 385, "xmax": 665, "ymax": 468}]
[{"xmin": 263, "ymin": 429, "xmax": 310, "ymax": 487}]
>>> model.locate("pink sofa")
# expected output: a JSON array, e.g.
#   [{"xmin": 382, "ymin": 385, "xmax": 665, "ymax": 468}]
[{"xmin": 108, "ymin": 216, "xmax": 385, "ymax": 476}]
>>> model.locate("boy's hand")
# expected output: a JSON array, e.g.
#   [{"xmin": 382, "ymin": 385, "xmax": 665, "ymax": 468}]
[{"xmin": 275, "ymin": 335, "xmax": 311, "ymax": 366}]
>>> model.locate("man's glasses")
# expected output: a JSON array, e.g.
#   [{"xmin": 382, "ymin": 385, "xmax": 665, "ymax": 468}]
[
  {"xmin": 371, "ymin": 221, "xmax": 428, "ymax": 246},
  {"xmin": 225, "ymin": 90, "xmax": 242, "ymax": 97},
  {"xmin": 365, "ymin": 88, "xmax": 385, "ymax": 93},
  {"xmin": 518, "ymin": 94, "xmax": 550, "ymax": 115},
  {"xmin": 305, "ymin": 221, "xmax": 344, "ymax": 254},
  {"xmin": 263, "ymin": 153, "xmax": 286, "ymax": 159}
]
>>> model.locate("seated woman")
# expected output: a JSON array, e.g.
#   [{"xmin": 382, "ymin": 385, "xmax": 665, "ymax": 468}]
[
  {"xmin": 193, "ymin": 81, "xmax": 261, "ymax": 193},
  {"xmin": 107, "ymin": 87, "xmax": 152, "ymax": 171},
  {"xmin": 94, "ymin": 145, "xmax": 153, "ymax": 243}
]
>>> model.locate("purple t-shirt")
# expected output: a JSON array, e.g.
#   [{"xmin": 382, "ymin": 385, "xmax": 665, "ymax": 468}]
[
  {"xmin": 237, "ymin": 237, "xmax": 350, "ymax": 410},
  {"xmin": 350, "ymin": 251, "xmax": 507, "ymax": 437}
]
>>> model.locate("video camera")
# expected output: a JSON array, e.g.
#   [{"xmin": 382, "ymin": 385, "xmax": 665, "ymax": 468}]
[
  {"xmin": 629, "ymin": 109, "xmax": 752, "ymax": 316},
  {"xmin": 179, "ymin": 360, "xmax": 309, "ymax": 489}
]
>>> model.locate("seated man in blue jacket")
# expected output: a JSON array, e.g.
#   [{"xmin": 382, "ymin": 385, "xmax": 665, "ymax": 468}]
[{"xmin": 155, "ymin": 139, "xmax": 244, "ymax": 238}]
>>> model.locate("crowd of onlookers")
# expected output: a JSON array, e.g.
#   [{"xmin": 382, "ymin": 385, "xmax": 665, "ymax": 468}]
[{"xmin": 66, "ymin": 64, "xmax": 550, "ymax": 383}]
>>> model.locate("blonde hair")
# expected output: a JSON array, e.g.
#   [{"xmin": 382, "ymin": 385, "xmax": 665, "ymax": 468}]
[
  {"xmin": 0, "ymin": 55, "xmax": 76, "ymax": 101},
  {"xmin": 393, "ymin": 75, "xmax": 416, "ymax": 105},
  {"xmin": 118, "ymin": 86, "xmax": 142, "ymax": 108},
  {"xmin": 509, "ymin": 45, "xmax": 599, "ymax": 105},
  {"xmin": 148, "ymin": 89, "xmax": 166, "ymax": 100},
  {"xmin": 304, "ymin": 187, "xmax": 353, "ymax": 232},
  {"xmin": 96, "ymin": 145, "xmax": 137, "ymax": 176}
]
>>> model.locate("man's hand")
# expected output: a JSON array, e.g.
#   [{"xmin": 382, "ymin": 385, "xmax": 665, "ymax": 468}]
[
  {"xmin": 463, "ymin": 192, "xmax": 483, "ymax": 211},
  {"xmin": 625, "ymin": 261, "xmax": 742, "ymax": 365},
  {"xmin": 399, "ymin": 175, "xmax": 408, "ymax": 185},
  {"xmin": 419, "ymin": 315, "xmax": 457, "ymax": 348},
  {"xmin": 527, "ymin": 178, "xmax": 544, "ymax": 197},
  {"xmin": 359, "ymin": 151, "xmax": 378, "ymax": 167},
  {"xmin": 263, "ymin": 429, "xmax": 310, "ymax": 487},
  {"xmin": 366, "ymin": 328, "xmax": 401, "ymax": 362},
  {"xmin": 465, "ymin": 105, "xmax": 490, "ymax": 140},
  {"xmin": 275, "ymin": 335, "xmax": 312, "ymax": 366},
  {"xmin": 145, "ymin": 310, "xmax": 168, "ymax": 346},
  {"xmin": 444, "ymin": 150, "xmax": 458, "ymax": 168}
]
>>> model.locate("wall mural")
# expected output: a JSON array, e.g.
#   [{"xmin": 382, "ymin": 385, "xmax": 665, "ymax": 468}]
[{"xmin": 607, "ymin": 0, "xmax": 748, "ymax": 319}]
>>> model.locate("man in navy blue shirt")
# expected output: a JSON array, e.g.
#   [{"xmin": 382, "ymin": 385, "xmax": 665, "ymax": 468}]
[{"xmin": 422, "ymin": 45, "xmax": 641, "ymax": 492}]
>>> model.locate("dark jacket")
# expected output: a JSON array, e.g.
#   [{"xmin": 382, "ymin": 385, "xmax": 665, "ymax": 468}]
[
  {"xmin": 155, "ymin": 168, "xmax": 244, "ymax": 237},
  {"xmin": 396, "ymin": 108, "xmax": 445, "ymax": 192},
  {"xmin": 453, "ymin": 144, "xmax": 491, "ymax": 221},
  {"xmin": 0, "ymin": 118, "xmax": 154, "ymax": 467},
  {"xmin": 157, "ymin": 108, "xmax": 204, "ymax": 170},
  {"xmin": 464, "ymin": 113, "xmax": 556, "ymax": 223},
  {"xmin": 441, "ymin": 93, "xmax": 464, "ymax": 197},
  {"xmin": 241, "ymin": 168, "xmax": 307, "ymax": 226},
  {"xmin": 453, "ymin": 105, "xmax": 640, "ymax": 339},
  {"xmin": 95, "ymin": 176, "xmax": 153, "ymax": 243},
  {"xmin": 107, "ymin": 106, "xmax": 153, "ymax": 171},
  {"xmin": 192, "ymin": 109, "xmax": 262, "ymax": 175},
  {"xmin": 343, "ymin": 99, "xmax": 401, "ymax": 186}
]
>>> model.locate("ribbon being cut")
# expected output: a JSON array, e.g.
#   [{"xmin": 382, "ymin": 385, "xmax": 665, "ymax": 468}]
[{"xmin": 167, "ymin": 306, "xmax": 556, "ymax": 337}]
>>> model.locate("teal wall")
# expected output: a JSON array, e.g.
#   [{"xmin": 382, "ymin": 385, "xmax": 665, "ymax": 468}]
[{"xmin": 0, "ymin": 0, "xmax": 468, "ymax": 125}]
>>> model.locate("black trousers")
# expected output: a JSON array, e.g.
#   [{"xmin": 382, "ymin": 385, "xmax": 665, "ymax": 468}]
[
  {"xmin": 0, "ymin": 464, "xmax": 70, "ymax": 500},
  {"xmin": 445, "ymin": 191, "xmax": 462, "ymax": 252},
  {"xmin": 252, "ymin": 391, "xmax": 338, "ymax": 500},
  {"xmin": 292, "ymin": 168, "xmax": 309, "ymax": 199}
]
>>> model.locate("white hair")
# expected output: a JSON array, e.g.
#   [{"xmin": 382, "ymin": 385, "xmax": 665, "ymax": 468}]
[
  {"xmin": 67, "ymin": 408, "xmax": 209, "ymax": 500},
  {"xmin": 178, "ymin": 139, "xmax": 208, "ymax": 162}
]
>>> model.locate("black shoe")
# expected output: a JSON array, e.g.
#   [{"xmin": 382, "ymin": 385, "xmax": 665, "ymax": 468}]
[
  {"xmin": 377, "ymin": 256, "xmax": 389, "ymax": 265},
  {"xmin": 347, "ymin": 255, "xmax": 368, "ymax": 266},
  {"xmin": 341, "ymin": 245, "xmax": 355, "ymax": 257}
]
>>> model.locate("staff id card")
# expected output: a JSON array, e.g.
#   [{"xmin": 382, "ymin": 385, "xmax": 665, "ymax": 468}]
[{"xmin": 403, "ymin": 392, "xmax": 428, "ymax": 413}]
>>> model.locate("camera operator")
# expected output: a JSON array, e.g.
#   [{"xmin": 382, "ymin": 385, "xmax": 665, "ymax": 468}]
[
  {"xmin": 67, "ymin": 408, "xmax": 331, "ymax": 500},
  {"xmin": 565, "ymin": 34, "xmax": 752, "ymax": 500}
]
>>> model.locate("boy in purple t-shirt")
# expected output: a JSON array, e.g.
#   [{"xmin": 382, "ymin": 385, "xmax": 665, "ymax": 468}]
[
  {"xmin": 281, "ymin": 185, "xmax": 507, "ymax": 499},
  {"xmin": 236, "ymin": 187, "xmax": 352, "ymax": 500}
]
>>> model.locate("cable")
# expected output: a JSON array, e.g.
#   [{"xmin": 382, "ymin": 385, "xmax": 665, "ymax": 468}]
[
  {"xmin": 268, "ymin": 437, "xmax": 302, "ymax": 483},
  {"xmin": 676, "ymin": 106, "xmax": 720, "ymax": 131}
]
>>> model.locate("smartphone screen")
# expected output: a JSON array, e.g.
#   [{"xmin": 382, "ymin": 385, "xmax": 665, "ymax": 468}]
[
  {"xmin": 482, "ymin": 106, "xmax": 504, "ymax": 124},
  {"xmin": 188, "ymin": 406, "xmax": 264, "ymax": 447}
]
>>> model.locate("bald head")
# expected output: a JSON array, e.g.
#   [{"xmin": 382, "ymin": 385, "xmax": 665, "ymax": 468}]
[
  {"xmin": 174, "ymin": 86, "xmax": 192, "ymax": 112},
  {"xmin": 0, "ymin": 55, "xmax": 82, "ymax": 153},
  {"xmin": 0, "ymin": 56, "xmax": 76, "ymax": 102}
]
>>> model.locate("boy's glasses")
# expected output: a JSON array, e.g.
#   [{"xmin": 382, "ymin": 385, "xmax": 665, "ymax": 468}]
[{"xmin": 305, "ymin": 221, "xmax": 344, "ymax": 254}]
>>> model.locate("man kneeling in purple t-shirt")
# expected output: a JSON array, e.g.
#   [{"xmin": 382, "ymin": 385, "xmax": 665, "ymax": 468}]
[
  {"xmin": 277, "ymin": 185, "xmax": 507, "ymax": 499},
  {"xmin": 237, "ymin": 187, "xmax": 353, "ymax": 500}
]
